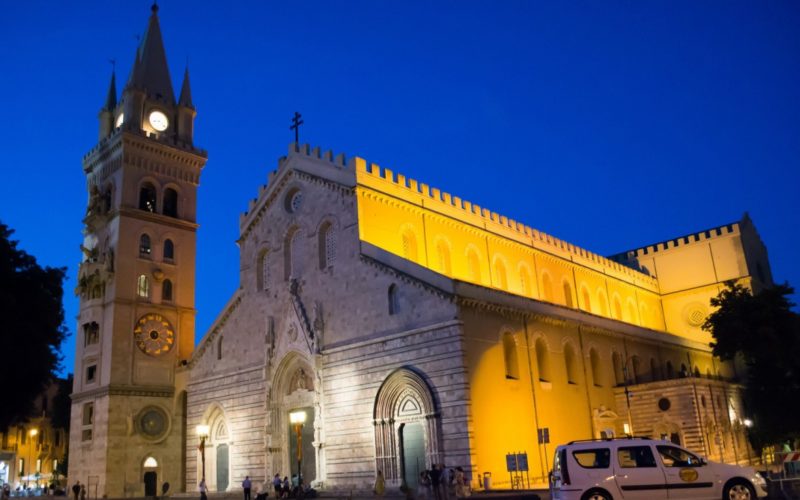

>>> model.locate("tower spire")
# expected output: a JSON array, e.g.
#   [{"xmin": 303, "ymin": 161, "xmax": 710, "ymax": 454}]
[
  {"xmin": 103, "ymin": 66, "xmax": 117, "ymax": 111},
  {"xmin": 178, "ymin": 65, "xmax": 193, "ymax": 109},
  {"xmin": 126, "ymin": 3, "xmax": 175, "ymax": 103}
]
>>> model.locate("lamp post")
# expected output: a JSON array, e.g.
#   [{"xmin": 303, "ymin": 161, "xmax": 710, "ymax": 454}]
[
  {"xmin": 621, "ymin": 364, "xmax": 634, "ymax": 436},
  {"xmin": 289, "ymin": 411, "xmax": 306, "ymax": 487},
  {"xmin": 27, "ymin": 428, "xmax": 38, "ymax": 490},
  {"xmin": 196, "ymin": 425, "xmax": 210, "ymax": 483}
]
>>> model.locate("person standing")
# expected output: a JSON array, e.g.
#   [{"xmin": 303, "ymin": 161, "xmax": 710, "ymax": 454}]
[
  {"xmin": 71, "ymin": 482, "xmax": 80, "ymax": 500},
  {"xmin": 454, "ymin": 467, "xmax": 470, "ymax": 498},
  {"xmin": 242, "ymin": 476, "xmax": 252, "ymax": 500},
  {"xmin": 272, "ymin": 474, "xmax": 281, "ymax": 498},
  {"xmin": 373, "ymin": 470, "xmax": 385, "ymax": 497},
  {"xmin": 199, "ymin": 478, "xmax": 207, "ymax": 500},
  {"xmin": 430, "ymin": 465, "xmax": 442, "ymax": 500},
  {"xmin": 80, "ymin": 484, "xmax": 86, "ymax": 500}
]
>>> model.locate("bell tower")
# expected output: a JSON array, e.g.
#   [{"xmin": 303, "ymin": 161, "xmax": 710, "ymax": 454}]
[{"xmin": 68, "ymin": 5, "xmax": 206, "ymax": 497}]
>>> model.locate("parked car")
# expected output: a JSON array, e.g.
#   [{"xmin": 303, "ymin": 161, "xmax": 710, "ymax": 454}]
[{"xmin": 550, "ymin": 437, "xmax": 767, "ymax": 499}]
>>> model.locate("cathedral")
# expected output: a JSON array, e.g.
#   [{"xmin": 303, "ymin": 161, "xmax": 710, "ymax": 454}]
[{"xmin": 69, "ymin": 6, "xmax": 771, "ymax": 497}]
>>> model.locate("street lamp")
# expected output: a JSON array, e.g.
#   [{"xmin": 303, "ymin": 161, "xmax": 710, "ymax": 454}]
[
  {"xmin": 27, "ymin": 428, "xmax": 38, "ymax": 490},
  {"xmin": 289, "ymin": 411, "xmax": 306, "ymax": 487},
  {"xmin": 196, "ymin": 425, "xmax": 210, "ymax": 483}
]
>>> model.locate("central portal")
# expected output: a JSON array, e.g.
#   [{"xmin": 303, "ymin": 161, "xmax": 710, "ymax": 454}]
[
  {"xmin": 401, "ymin": 422, "xmax": 425, "ymax": 490},
  {"xmin": 288, "ymin": 407, "xmax": 316, "ymax": 485},
  {"xmin": 216, "ymin": 444, "xmax": 229, "ymax": 491}
]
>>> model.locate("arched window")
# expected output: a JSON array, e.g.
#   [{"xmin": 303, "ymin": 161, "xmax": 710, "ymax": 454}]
[
  {"xmin": 631, "ymin": 356, "xmax": 641, "ymax": 384},
  {"xmin": 666, "ymin": 361, "xmax": 675, "ymax": 379},
  {"xmin": 217, "ymin": 336, "xmax": 223, "ymax": 360},
  {"xmin": 494, "ymin": 259, "xmax": 508, "ymax": 289},
  {"xmin": 163, "ymin": 239, "xmax": 174, "ymax": 261},
  {"xmin": 613, "ymin": 296, "xmax": 623, "ymax": 320},
  {"xmin": 139, "ymin": 234, "xmax": 151, "ymax": 257},
  {"xmin": 564, "ymin": 343, "xmax": 578, "ymax": 384},
  {"xmin": 467, "ymin": 248, "xmax": 481, "ymax": 283},
  {"xmin": 541, "ymin": 273, "xmax": 553, "ymax": 301},
  {"xmin": 680, "ymin": 363, "xmax": 688, "ymax": 378},
  {"xmin": 436, "ymin": 240, "xmax": 451, "ymax": 275},
  {"xmin": 143, "ymin": 457, "xmax": 158, "ymax": 468},
  {"xmin": 256, "ymin": 249, "xmax": 269, "ymax": 290},
  {"xmin": 318, "ymin": 222, "xmax": 336, "ymax": 270},
  {"xmin": 518, "ymin": 264, "xmax": 531, "ymax": 296},
  {"xmin": 388, "ymin": 284, "xmax": 399, "ymax": 315},
  {"xmin": 139, "ymin": 183, "xmax": 157, "ymax": 212},
  {"xmin": 563, "ymin": 281, "xmax": 573, "ymax": 308},
  {"xmin": 162, "ymin": 279, "xmax": 173, "ymax": 302},
  {"xmin": 401, "ymin": 229, "xmax": 418, "ymax": 262},
  {"xmin": 627, "ymin": 301, "xmax": 638, "ymax": 325},
  {"xmin": 502, "ymin": 332, "xmax": 519, "ymax": 380},
  {"xmin": 163, "ymin": 188, "xmax": 178, "ymax": 217},
  {"xmin": 284, "ymin": 228, "xmax": 300, "ymax": 281},
  {"xmin": 535, "ymin": 338, "xmax": 550, "ymax": 382},
  {"xmin": 693, "ymin": 366, "xmax": 701, "ymax": 378},
  {"xmin": 581, "ymin": 287, "xmax": 592, "ymax": 313},
  {"xmin": 597, "ymin": 290, "xmax": 608, "ymax": 316},
  {"xmin": 590, "ymin": 348, "xmax": 602, "ymax": 387},
  {"xmin": 612, "ymin": 351, "xmax": 624, "ymax": 386},
  {"xmin": 83, "ymin": 322, "xmax": 100, "ymax": 346},
  {"xmin": 137, "ymin": 274, "xmax": 150, "ymax": 298}
]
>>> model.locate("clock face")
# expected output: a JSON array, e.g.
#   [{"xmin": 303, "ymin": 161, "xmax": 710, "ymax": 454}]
[
  {"xmin": 115, "ymin": 113, "xmax": 124, "ymax": 128},
  {"xmin": 148, "ymin": 110, "xmax": 169, "ymax": 131},
  {"xmin": 134, "ymin": 313, "xmax": 175, "ymax": 356},
  {"xmin": 138, "ymin": 407, "xmax": 168, "ymax": 439}
]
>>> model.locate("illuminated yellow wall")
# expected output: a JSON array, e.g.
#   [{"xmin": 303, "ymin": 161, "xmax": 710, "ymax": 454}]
[{"xmin": 354, "ymin": 159, "xmax": 669, "ymax": 332}]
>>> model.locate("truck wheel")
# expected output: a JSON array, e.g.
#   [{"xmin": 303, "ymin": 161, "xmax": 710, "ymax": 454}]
[
  {"xmin": 724, "ymin": 480, "xmax": 754, "ymax": 500},
  {"xmin": 581, "ymin": 489, "xmax": 612, "ymax": 500}
]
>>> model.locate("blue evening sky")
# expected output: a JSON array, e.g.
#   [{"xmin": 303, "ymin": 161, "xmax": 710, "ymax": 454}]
[{"xmin": 1, "ymin": 1, "xmax": 798, "ymax": 377}]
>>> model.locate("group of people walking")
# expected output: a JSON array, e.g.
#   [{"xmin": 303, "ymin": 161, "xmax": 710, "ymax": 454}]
[{"xmin": 374, "ymin": 464, "xmax": 470, "ymax": 499}]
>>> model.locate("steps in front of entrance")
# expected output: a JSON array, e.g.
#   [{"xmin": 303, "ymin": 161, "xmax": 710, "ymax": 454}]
[{"xmin": 168, "ymin": 489, "xmax": 548, "ymax": 500}]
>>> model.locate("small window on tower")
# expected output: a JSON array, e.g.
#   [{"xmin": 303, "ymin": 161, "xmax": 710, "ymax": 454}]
[
  {"xmin": 139, "ymin": 183, "xmax": 157, "ymax": 213},
  {"xmin": 163, "ymin": 188, "xmax": 178, "ymax": 218},
  {"xmin": 82, "ymin": 403, "xmax": 94, "ymax": 426},
  {"xmin": 163, "ymin": 239, "xmax": 174, "ymax": 261},
  {"xmin": 162, "ymin": 279, "xmax": 173, "ymax": 302},
  {"xmin": 86, "ymin": 365, "xmax": 97, "ymax": 383},
  {"xmin": 84, "ymin": 322, "xmax": 99, "ymax": 346},
  {"xmin": 388, "ymin": 284, "xmax": 399, "ymax": 315},
  {"xmin": 137, "ymin": 274, "xmax": 150, "ymax": 299},
  {"xmin": 139, "ymin": 234, "xmax": 152, "ymax": 257}
]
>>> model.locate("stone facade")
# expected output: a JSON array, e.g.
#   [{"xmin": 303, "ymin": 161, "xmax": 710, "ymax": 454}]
[{"xmin": 70, "ymin": 6, "xmax": 771, "ymax": 497}]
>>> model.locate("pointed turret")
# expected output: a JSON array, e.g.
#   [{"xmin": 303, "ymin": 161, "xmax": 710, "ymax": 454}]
[
  {"xmin": 103, "ymin": 70, "xmax": 117, "ymax": 111},
  {"xmin": 127, "ymin": 3, "xmax": 175, "ymax": 103},
  {"xmin": 98, "ymin": 70, "xmax": 118, "ymax": 139},
  {"xmin": 178, "ymin": 66, "xmax": 193, "ymax": 109}
]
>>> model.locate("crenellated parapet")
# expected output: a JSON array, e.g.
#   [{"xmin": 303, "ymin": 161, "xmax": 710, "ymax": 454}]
[{"xmin": 608, "ymin": 220, "xmax": 741, "ymax": 264}]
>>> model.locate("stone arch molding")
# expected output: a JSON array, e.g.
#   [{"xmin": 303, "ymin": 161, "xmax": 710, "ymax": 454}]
[{"xmin": 373, "ymin": 367, "xmax": 442, "ymax": 485}]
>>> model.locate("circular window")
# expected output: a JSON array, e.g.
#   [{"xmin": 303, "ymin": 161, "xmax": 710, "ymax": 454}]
[
  {"xmin": 137, "ymin": 407, "xmax": 169, "ymax": 440},
  {"xmin": 285, "ymin": 189, "xmax": 303, "ymax": 213},
  {"xmin": 658, "ymin": 397, "xmax": 671, "ymax": 411},
  {"xmin": 683, "ymin": 302, "xmax": 708, "ymax": 327}
]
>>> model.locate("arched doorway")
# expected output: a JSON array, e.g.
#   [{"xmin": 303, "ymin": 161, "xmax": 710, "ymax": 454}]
[
  {"xmin": 143, "ymin": 456, "xmax": 158, "ymax": 496},
  {"xmin": 373, "ymin": 368, "xmax": 441, "ymax": 488},
  {"xmin": 268, "ymin": 352, "xmax": 319, "ymax": 486},
  {"xmin": 401, "ymin": 422, "xmax": 425, "ymax": 489},
  {"xmin": 216, "ymin": 444, "xmax": 229, "ymax": 491}
]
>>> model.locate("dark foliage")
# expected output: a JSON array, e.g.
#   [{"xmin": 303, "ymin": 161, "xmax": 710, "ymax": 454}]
[
  {"xmin": 703, "ymin": 281, "xmax": 800, "ymax": 449},
  {"xmin": 0, "ymin": 221, "xmax": 68, "ymax": 430}
]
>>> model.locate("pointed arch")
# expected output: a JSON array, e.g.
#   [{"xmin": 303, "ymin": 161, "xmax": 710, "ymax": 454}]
[
  {"xmin": 388, "ymin": 284, "xmax": 399, "ymax": 315},
  {"xmin": 590, "ymin": 348, "xmax": 602, "ymax": 387},
  {"xmin": 517, "ymin": 262, "xmax": 533, "ymax": 296},
  {"xmin": 564, "ymin": 341, "xmax": 578, "ymax": 384},
  {"xmin": 580, "ymin": 285, "xmax": 592, "ymax": 313},
  {"xmin": 400, "ymin": 226, "xmax": 418, "ymax": 262},
  {"xmin": 612, "ymin": 351, "xmax": 624, "ymax": 386},
  {"xmin": 493, "ymin": 256, "xmax": 508, "ymax": 290},
  {"xmin": 434, "ymin": 237, "xmax": 451, "ymax": 275},
  {"xmin": 139, "ymin": 233, "xmax": 152, "ymax": 257},
  {"xmin": 502, "ymin": 331, "xmax": 519, "ymax": 380},
  {"xmin": 318, "ymin": 220, "xmax": 336, "ymax": 270},
  {"xmin": 139, "ymin": 182, "xmax": 157, "ymax": 212},
  {"xmin": 163, "ymin": 239, "xmax": 174, "ymax": 261},
  {"xmin": 597, "ymin": 288, "xmax": 609, "ymax": 316},
  {"xmin": 535, "ymin": 337, "xmax": 551, "ymax": 382},
  {"xmin": 562, "ymin": 280, "xmax": 574, "ymax": 308},
  {"xmin": 373, "ymin": 368, "xmax": 442, "ymax": 483},
  {"xmin": 540, "ymin": 272, "xmax": 554, "ymax": 302},
  {"xmin": 162, "ymin": 279, "xmax": 173, "ymax": 302},
  {"xmin": 137, "ymin": 274, "xmax": 150, "ymax": 299},
  {"xmin": 612, "ymin": 294, "xmax": 623, "ymax": 320},
  {"xmin": 465, "ymin": 245, "xmax": 482, "ymax": 284}
]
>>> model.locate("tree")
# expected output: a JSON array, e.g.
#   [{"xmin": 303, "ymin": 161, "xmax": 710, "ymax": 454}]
[
  {"xmin": 703, "ymin": 281, "xmax": 800, "ymax": 450},
  {"xmin": 0, "ymin": 221, "xmax": 68, "ymax": 430}
]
